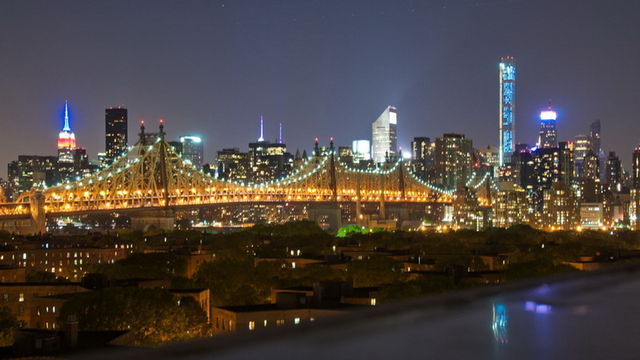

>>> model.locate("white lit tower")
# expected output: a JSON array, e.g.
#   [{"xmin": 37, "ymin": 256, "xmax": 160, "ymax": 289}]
[
  {"xmin": 499, "ymin": 56, "xmax": 516, "ymax": 167},
  {"xmin": 371, "ymin": 106, "xmax": 398, "ymax": 164},
  {"xmin": 537, "ymin": 105, "xmax": 558, "ymax": 149}
]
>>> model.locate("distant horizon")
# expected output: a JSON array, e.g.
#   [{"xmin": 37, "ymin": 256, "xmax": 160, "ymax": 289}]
[{"xmin": 1, "ymin": 0, "xmax": 639, "ymax": 177}]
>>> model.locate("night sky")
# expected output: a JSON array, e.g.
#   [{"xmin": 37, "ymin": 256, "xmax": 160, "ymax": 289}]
[{"xmin": 1, "ymin": 0, "xmax": 639, "ymax": 177}]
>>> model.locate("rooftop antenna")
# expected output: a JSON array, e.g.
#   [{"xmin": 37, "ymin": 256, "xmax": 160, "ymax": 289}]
[
  {"xmin": 62, "ymin": 100, "xmax": 71, "ymax": 132},
  {"xmin": 258, "ymin": 115, "xmax": 265, "ymax": 142},
  {"xmin": 278, "ymin": 122, "xmax": 283, "ymax": 144}
]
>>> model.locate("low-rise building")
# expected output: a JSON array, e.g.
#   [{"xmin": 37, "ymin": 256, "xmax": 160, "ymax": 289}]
[
  {"xmin": 0, "ymin": 283, "xmax": 88, "ymax": 328},
  {"xmin": 212, "ymin": 304, "xmax": 347, "ymax": 335},
  {"xmin": 0, "ymin": 265, "xmax": 26, "ymax": 282},
  {"xmin": 0, "ymin": 246, "xmax": 133, "ymax": 280}
]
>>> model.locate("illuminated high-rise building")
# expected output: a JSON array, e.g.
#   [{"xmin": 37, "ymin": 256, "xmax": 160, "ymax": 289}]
[
  {"xmin": 498, "ymin": 56, "xmax": 516, "ymax": 167},
  {"xmin": 537, "ymin": 106, "xmax": 558, "ymax": 149},
  {"xmin": 179, "ymin": 135, "xmax": 204, "ymax": 169},
  {"xmin": 542, "ymin": 182, "xmax": 579, "ymax": 230},
  {"xmin": 606, "ymin": 151, "xmax": 623, "ymax": 192},
  {"xmin": 573, "ymin": 134, "xmax": 591, "ymax": 178},
  {"xmin": 105, "ymin": 106, "xmax": 128, "ymax": 165},
  {"xmin": 494, "ymin": 181, "xmax": 529, "ymax": 228},
  {"xmin": 217, "ymin": 148, "xmax": 248, "ymax": 182},
  {"xmin": 434, "ymin": 133, "xmax": 473, "ymax": 189},
  {"xmin": 559, "ymin": 141, "xmax": 574, "ymax": 186},
  {"xmin": 632, "ymin": 147, "xmax": 640, "ymax": 230},
  {"xmin": 352, "ymin": 140, "xmax": 371, "ymax": 163},
  {"xmin": 8, "ymin": 155, "xmax": 60, "ymax": 194},
  {"xmin": 633, "ymin": 147, "xmax": 640, "ymax": 189},
  {"xmin": 580, "ymin": 150, "xmax": 601, "ymax": 203},
  {"xmin": 411, "ymin": 137, "xmax": 433, "ymax": 178},
  {"xmin": 371, "ymin": 106, "xmax": 398, "ymax": 164},
  {"xmin": 589, "ymin": 119, "xmax": 605, "ymax": 180},
  {"xmin": 57, "ymin": 101, "xmax": 77, "ymax": 164}
]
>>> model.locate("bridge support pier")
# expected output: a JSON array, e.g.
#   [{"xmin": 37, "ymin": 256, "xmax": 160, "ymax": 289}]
[
  {"xmin": 307, "ymin": 204, "xmax": 342, "ymax": 234},
  {"xmin": 130, "ymin": 209, "xmax": 175, "ymax": 232},
  {"xmin": 29, "ymin": 191, "xmax": 46, "ymax": 235}
]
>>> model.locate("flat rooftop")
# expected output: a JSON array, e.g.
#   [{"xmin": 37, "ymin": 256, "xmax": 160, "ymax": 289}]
[{"xmin": 79, "ymin": 263, "xmax": 640, "ymax": 360}]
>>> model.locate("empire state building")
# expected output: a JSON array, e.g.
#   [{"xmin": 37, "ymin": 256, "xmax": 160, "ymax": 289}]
[{"xmin": 57, "ymin": 101, "xmax": 77, "ymax": 164}]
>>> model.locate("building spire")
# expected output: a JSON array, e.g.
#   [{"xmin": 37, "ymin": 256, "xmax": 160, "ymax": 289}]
[
  {"xmin": 258, "ymin": 115, "xmax": 264, "ymax": 142},
  {"xmin": 278, "ymin": 122, "xmax": 283, "ymax": 144},
  {"xmin": 63, "ymin": 100, "xmax": 71, "ymax": 132}
]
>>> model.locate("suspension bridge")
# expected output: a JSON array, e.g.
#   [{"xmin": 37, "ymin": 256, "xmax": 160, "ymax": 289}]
[{"xmin": 0, "ymin": 123, "xmax": 491, "ymax": 234}]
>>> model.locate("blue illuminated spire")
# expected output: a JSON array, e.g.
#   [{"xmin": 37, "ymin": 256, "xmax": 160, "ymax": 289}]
[{"xmin": 62, "ymin": 101, "xmax": 71, "ymax": 132}]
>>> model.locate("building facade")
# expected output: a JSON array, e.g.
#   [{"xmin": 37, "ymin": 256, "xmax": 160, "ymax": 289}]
[
  {"xmin": 537, "ymin": 107, "xmax": 558, "ymax": 149},
  {"xmin": 499, "ymin": 56, "xmax": 516, "ymax": 167},
  {"xmin": 179, "ymin": 136, "xmax": 204, "ymax": 169},
  {"xmin": 371, "ymin": 106, "xmax": 398, "ymax": 164},
  {"xmin": 434, "ymin": 134, "xmax": 473, "ymax": 189},
  {"xmin": 105, "ymin": 107, "xmax": 128, "ymax": 165}
]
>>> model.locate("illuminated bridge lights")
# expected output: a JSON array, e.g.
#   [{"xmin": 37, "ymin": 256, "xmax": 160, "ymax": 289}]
[{"xmin": 0, "ymin": 139, "xmax": 489, "ymax": 216}]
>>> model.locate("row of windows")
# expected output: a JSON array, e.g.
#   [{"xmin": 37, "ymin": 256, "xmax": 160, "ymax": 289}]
[
  {"xmin": 248, "ymin": 317, "xmax": 307, "ymax": 330},
  {"xmin": 2, "ymin": 293, "xmax": 24, "ymax": 302}
]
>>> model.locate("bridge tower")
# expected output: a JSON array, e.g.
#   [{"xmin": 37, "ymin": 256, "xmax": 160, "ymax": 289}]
[
  {"xmin": 308, "ymin": 139, "xmax": 342, "ymax": 233},
  {"xmin": 130, "ymin": 121, "xmax": 175, "ymax": 231},
  {"xmin": 29, "ymin": 191, "xmax": 46, "ymax": 234}
]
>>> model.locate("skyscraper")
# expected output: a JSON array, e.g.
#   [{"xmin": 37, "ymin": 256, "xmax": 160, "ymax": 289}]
[
  {"xmin": 8, "ymin": 155, "xmax": 60, "ymax": 194},
  {"xmin": 179, "ymin": 136, "xmax": 204, "ymax": 168},
  {"xmin": 371, "ymin": 106, "xmax": 398, "ymax": 164},
  {"xmin": 633, "ymin": 147, "xmax": 640, "ymax": 189},
  {"xmin": 589, "ymin": 119, "xmax": 605, "ymax": 180},
  {"xmin": 217, "ymin": 148, "xmax": 248, "ymax": 182},
  {"xmin": 352, "ymin": 140, "xmax": 371, "ymax": 163},
  {"xmin": 434, "ymin": 133, "xmax": 473, "ymax": 189},
  {"xmin": 589, "ymin": 120, "xmax": 601, "ymax": 155},
  {"xmin": 411, "ymin": 137, "xmax": 433, "ymax": 178},
  {"xmin": 57, "ymin": 101, "xmax": 76, "ymax": 164},
  {"xmin": 105, "ymin": 107, "xmax": 128, "ymax": 165},
  {"xmin": 633, "ymin": 147, "xmax": 640, "ymax": 230},
  {"xmin": 606, "ymin": 151, "xmax": 623, "ymax": 191},
  {"xmin": 580, "ymin": 150, "xmax": 601, "ymax": 203},
  {"xmin": 558, "ymin": 141, "xmax": 574, "ymax": 185},
  {"xmin": 537, "ymin": 106, "xmax": 558, "ymax": 149},
  {"xmin": 498, "ymin": 56, "xmax": 516, "ymax": 167},
  {"xmin": 573, "ymin": 134, "xmax": 591, "ymax": 178}
]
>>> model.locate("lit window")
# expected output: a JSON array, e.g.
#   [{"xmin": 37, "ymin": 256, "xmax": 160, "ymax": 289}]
[
  {"xmin": 18, "ymin": 293, "xmax": 24, "ymax": 302},
  {"xmin": 263, "ymin": 320, "xmax": 268, "ymax": 327},
  {"xmin": 370, "ymin": 298, "xmax": 377, "ymax": 306},
  {"xmin": 294, "ymin": 317, "xmax": 300, "ymax": 325},
  {"xmin": 248, "ymin": 321, "xmax": 255, "ymax": 331}
]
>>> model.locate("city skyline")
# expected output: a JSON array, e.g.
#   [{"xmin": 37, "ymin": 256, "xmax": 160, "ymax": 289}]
[{"xmin": 1, "ymin": 0, "xmax": 639, "ymax": 178}]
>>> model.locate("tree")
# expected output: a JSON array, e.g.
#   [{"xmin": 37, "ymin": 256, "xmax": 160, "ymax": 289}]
[
  {"xmin": 90, "ymin": 253, "xmax": 186, "ymax": 280},
  {"xmin": 505, "ymin": 257, "xmax": 576, "ymax": 281},
  {"xmin": 59, "ymin": 287, "xmax": 208, "ymax": 345},
  {"xmin": 195, "ymin": 257, "xmax": 272, "ymax": 306},
  {"xmin": 26, "ymin": 270, "xmax": 67, "ymax": 283},
  {"xmin": 347, "ymin": 255, "xmax": 402, "ymax": 287},
  {"xmin": 0, "ymin": 307, "xmax": 17, "ymax": 347}
]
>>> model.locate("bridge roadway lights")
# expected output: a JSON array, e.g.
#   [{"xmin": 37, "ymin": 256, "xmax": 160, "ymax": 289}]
[
  {"xmin": 130, "ymin": 209, "xmax": 176, "ymax": 232},
  {"xmin": 307, "ymin": 204, "xmax": 342, "ymax": 234}
]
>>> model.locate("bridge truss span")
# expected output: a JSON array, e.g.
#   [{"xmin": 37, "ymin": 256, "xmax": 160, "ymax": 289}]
[{"xmin": 0, "ymin": 126, "xmax": 491, "ymax": 232}]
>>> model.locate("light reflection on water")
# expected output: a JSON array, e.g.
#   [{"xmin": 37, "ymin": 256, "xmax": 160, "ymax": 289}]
[{"xmin": 492, "ymin": 303, "xmax": 508, "ymax": 344}]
